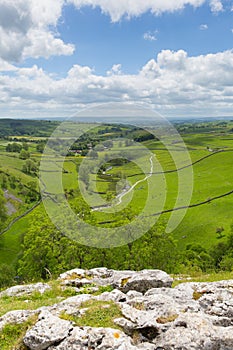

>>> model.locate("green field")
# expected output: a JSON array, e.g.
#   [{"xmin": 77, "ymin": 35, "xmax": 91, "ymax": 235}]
[{"xmin": 0, "ymin": 119, "xmax": 233, "ymax": 267}]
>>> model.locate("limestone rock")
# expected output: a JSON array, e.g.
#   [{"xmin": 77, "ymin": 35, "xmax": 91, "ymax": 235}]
[
  {"xmin": 51, "ymin": 294, "xmax": 92, "ymax": 316},
  {"xmin": 115, "ymin": 269, "xmax": 173, "ymax": 293},
  {"xmin": 2, "ymin": 269, "xmax": 233, "ymax": 350},
  {"xmin": 23, "ymin": 310, "xmax": 73, "ymax": 350},
  {"xmin": 155, "ymin": 312, "xmax": 233, "ymax": 350},
  {"xmin": 95, "ymin": 289, "xmax": 127, "ymax": 303},
  {"xmin": 0, "ymin": 309, "xmax": 36, "ymax": 331},
  {"xmin": 59, "ymin": 268, "xmax": 86, "ymax": 280},
  {"xmin": 59, "ymin": 268, "xmax": 173, "ymax": 293},
  {"xmin": 48, "ymin": 326, "xmax": 155, "ymax": 350},
  {"xmin": 0, "ymin": 282, "xmax": 51, "ymax": 297}
]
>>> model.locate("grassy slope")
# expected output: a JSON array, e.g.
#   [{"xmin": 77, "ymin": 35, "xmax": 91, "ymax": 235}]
[
  {"xmin": 1, "ymin": 122, "xmax": 233, "ymax": 267},
  {"xmin": 88, "ymin": 131, "xmax": 233, "ymax": 249}
]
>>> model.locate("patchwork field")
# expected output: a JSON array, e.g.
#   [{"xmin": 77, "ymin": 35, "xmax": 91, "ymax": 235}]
[{"xmin": 0, "ymin": 120, "xmax": 233, "ymax": 267}]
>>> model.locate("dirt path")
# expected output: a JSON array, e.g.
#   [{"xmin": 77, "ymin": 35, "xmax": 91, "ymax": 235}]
[
  {"xmin": 92, "ymin": 155, "xmax": 154, "ymax": 211},
  {"xmin": 116, "ymin": 155, "xmax": 154, "ymax": 205}
]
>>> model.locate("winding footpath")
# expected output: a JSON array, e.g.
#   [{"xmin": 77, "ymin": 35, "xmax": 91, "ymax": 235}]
[
  {"xmin": 92, "ymin": 155, "xmax": 154, "ymax": 211},
  {"xmin": 116, "ymin": 155, "xmax": 154, "ymax": 205}
]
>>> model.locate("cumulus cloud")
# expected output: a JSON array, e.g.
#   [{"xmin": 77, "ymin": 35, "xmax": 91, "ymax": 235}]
[
  {"xmin": 0, "ymin": 0, "xmax": 228, "ymax": 64},
  {"xmin": 107, "ymin": 64, "xmax": 122, "ymax": 76},
  {"xmin": 68, "ymin": 0, "xmax": 227, "ymax": 21},
  {"xmin": 143, "ymin": 30, "xmax": 158, "ymax": 41},
  {"xmin": 68, "ymin": 0, "xmax": 206, "ymax": 22},
  {"xmin": 209, "ymin": 0, "xmax": 223, "ymax": 13},
  {"xmin": 23, "ymin": 29, "xmax": 74, "ymax": 59},
  {"xmin": 0, "ymin": 0, "xmax": 74, "ymax": 62},
  {"xmin": 1, "ymin": 49, "xmax": 233, "ymax": 117},
  {"xmin": 199, "ymin": 24, "xmax": 208, "ymax": 30},
  {"xmin": 0, "ymin": 59, "xmax": 17, "ymax": 72}
]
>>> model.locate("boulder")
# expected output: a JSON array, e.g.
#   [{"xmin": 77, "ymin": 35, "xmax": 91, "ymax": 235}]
[
  {"xmin": 2, "ymin": 269, "xmax": 233, "ymax": 350},
  {"xmin": 95, "ymin": 289, "xmax": 127, "ymax": 303},
  {"xmin": 154, "ymin": 312, "xmax": 233, "ymax": 350},
  {"xmin": 59, "ymin": 268, "xmax": 173, "ymax": 293},
  {"xmin": 115, "ymin": 269, "xmax": 173, "ymax": 293},
  {"xmin": 23, "ymin": 310, "xmax": 73, "ymax": 350},
  {"xmin": 47, "ymin": 326, "xmax": 155, "ymax": 350},
  {"xmin": 0, "ymin": 309, "xmax": 36, "ymax": 331},
  {"xmin": 0, "ymin": 282, "xmax": 51, "ymax": 297}
]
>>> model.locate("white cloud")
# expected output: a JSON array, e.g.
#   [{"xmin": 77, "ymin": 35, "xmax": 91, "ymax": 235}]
[
  {"xmin": 23, "ymin": 29, "xmax": 74, "ymax": 59},
  {"xmin": 68, "ymin": 0, "xmax": 228, "ymax": 22},
  {"xmin": 0, "ymin": 59, "xmax": 17, "ymax": 72},
  {"xmin": 0, "ymin": 0, "xmax": 74, "ymax": 62},
  {"xmin": 107, "ymin": 64, "xmax": 122, "ymax": 76},
  {"xmin": 209, "ymin": 0, "xmax": 223, "ymax": 13},
  {"xmin": 0, "ymin": 0, "xmax": 227, "ymax": 64},
  {"xmin": 143, "ymin": 30, "xmax": 158, "ymax": 41},
  {"xmin": 1, "ymin": 50, "xmax": 233, "ymax": 117},
  {"xmin": 199, "ymin": 24, "xmax": 208, "ymax": 30},
  {"xmin": 68, "ymin": 0, "xmax": 206, "ymax": 22}
]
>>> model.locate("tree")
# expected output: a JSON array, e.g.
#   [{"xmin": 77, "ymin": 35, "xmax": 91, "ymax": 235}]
[
  {"xmin": 0, "ymin": 189, "xmax": 7, "ymax": 230},
  {"xmin": 0, "ymin": 264, "xmax": 15, "ymax": 289},
  {"xmin": 9, "ymin": 175, "xmax": 17, "ymax": 189},
  {"xmin": 78, "ymin": 164, "xmax": 91, "ymax": 187},
  {"xmin": 211, "ymin": 225, "xmax": 233, "ymax": 271},
  {"xmin": 6, "ymin": 142, "xmax": 22, "ymax": 153},
  {"xmin": 103, "ymin": 140, "xmax": 113, "ymax": 149},
  {"xmin": 19, "ymin": 149, "xmax": 30, "ymax": 160},
  {"xmin": 18, "ymin": 212, "xmax": 90, "ymax": 280},
  {"xmin": 0, "ymin": 174, "xmax": 8, "ymax": 189},
  {"xmin": 22, "ymin": 142, "xmax": 29, "ymax": 151},
  {"xmin": 216, "ymin": 226, "xmax": 225, "ymax": 239},
  {"xmin": 36, "ymin": 143, "xmax": 45, "ymax": 153},
  {"xmin": 22, "ymin": 159, "xmax": 38, "ymax": 175},
  {"xmin": 89, "ymin": 150, "xmax": 98, "ymax": 159},
  {"xmin": 182, "ymin": 244, "xmax": 214, "ymax": 272}
]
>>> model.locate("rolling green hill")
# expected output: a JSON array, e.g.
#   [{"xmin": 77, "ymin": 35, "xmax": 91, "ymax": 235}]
[{"xmin": 0, "ymin": 119, "xmax": 233, "ymax": 275}]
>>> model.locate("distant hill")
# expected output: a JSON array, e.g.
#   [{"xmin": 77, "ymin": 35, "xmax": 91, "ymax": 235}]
[{"xmin": 0, "ymin": 119, "xmax": 60, "ymax": 137}]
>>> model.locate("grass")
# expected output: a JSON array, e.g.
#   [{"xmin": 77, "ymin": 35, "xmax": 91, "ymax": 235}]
[
  {"xmin": 0, "ymin": 203, "xmax": 45, "ymax": 266},
  {"xmin": 1, "ymin": 121, "xmax": 233, "ymax": 268},
  {"xmin": 0, "ymin": 315, "xmax": 37, "ymax": 350},
  {"xmin": 172, "ymin": 270, "xmax": 233, "ymax": 287},
  {"xmin": 61, "ymin": 299, "xmax": 122, "ymax": 329},
  {"xmin": 87, "ymin": 132, "xmax": 233, "ymax": 249},
  {"xmin": 0, "ymin": 279, "xmax": 114, "ymax": 319},
  {"xmin": 0, "ymin": 280, "xmax": 77, "ymax": 317},
  {"xmin": 0, "ymin": 269, "xmax": 232, "ymax": 348}
]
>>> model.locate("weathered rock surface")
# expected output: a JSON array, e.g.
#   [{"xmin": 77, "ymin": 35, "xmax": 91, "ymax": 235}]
[
  {"xmin": 59, "ymin": 267, "xmax": 173, "ymax": 293},
  {"xmin": 0, "ymin": 309, "xmax": 36, "ymax": 331},
  {"xmin": 0, "ymin": 282, "xmax": 51, "ymax": 297},
  {"xmin": 23, "ymin": 310, "xmax": 73, "ymax": 350},
  {"xmin": 0, "ymin": 268, "xmax": 233, "ymax": 349},
  {"xmin": 47, "ymin": 327, "xmax": 154, "ymax": 350}
]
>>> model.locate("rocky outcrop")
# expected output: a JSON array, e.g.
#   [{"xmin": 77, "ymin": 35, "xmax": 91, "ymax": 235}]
[
  {"xmin": 24, "ymin": 311, "xmax": 73, "ymax": 350},
  {"xmin": 59, "ymin": 267, "xmax": 173, "ymax": 293},
  {"xmin": 47, "ymin": 326, "xmax": 155, "ymax": 350},
  {"xmin": 0, "ymin": 282, "xmax": 51, "ymax": 297},
  {"xmin": 1, "ymin": 268, "xmax": 233, "ymax": 349},
  {"xmin": 0, "ymin": 309, "xmax": 36, "ymax": 332}
]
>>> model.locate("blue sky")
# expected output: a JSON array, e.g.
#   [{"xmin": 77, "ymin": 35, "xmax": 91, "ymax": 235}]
[
  {"xmin": 0, "ymin": 0, "xmax": 233, "ymax": 118},
  {"xmin": 25, "ymin": 2, "xmax": 233, "ymax": 75}
]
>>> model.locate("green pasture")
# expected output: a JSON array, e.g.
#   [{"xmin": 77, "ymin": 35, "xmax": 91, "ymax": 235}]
[
  {"xmin": 0, "ymin": 204, "xmax": 44, "ymax": 266},
  {"xmin": 1, "ymin": 122, "xmax": 233, "ymax": 267}
]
